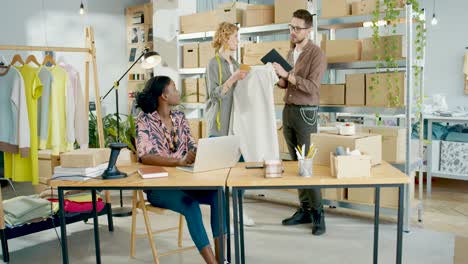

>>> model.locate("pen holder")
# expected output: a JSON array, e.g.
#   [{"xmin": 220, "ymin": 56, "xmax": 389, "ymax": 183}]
[{"xmin": 298, "ymin": 158, "xmax": 313, "ymax": 177}]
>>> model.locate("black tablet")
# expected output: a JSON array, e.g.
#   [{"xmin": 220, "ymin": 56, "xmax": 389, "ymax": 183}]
[{"xmin": 260, "ymin": 48, "xmax": 293, "ymax": 72}]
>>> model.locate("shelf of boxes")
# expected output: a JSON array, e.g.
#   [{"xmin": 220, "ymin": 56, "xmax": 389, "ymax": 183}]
[{"xmin": 318, "ymin": 9, "xmax": 406, "ymax": 30}]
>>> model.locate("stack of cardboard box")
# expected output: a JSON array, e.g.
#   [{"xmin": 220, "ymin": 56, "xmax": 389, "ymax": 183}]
[
  {"xmin": 182, "ymin": 78, "xmax": 206, "ymax": 104},
  {"xmin": 319, "ymin": 71, "xmax": 405, "ymax": 107},
  {"xmin": 188, "ymin": 119, "xmax": 208, "ymax": 143}
]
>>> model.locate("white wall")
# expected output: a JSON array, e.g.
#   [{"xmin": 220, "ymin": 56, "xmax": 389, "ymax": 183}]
[
  {"xmin": 0, "ymin": 0, "xmax": 148, "ymax": 115},
  {"xmin": 419, "ymin": 0, "xmax": 467, "ymax": 109}
]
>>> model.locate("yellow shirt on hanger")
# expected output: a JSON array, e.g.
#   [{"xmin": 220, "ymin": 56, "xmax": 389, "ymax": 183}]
[
  {"xmin": 4, "ymin": 64, "xmax": 43, "ymax": 184},
  {"xmin": 46, "ymin": 66, "xmax": 73, "ymax": 155}
]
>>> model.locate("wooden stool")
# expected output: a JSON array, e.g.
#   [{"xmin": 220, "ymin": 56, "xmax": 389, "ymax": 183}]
[{"xmin": 130, "ymin": 190, "xmax": 196, "ymax": 264}]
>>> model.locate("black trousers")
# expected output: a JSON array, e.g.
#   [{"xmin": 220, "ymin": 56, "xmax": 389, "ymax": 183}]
[{"xmin": 282, "ymin": 104, "xmax": 323, "ymax": 210}]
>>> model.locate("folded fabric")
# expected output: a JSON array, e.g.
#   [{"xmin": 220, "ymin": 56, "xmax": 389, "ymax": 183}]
[
  {"xmin": 40, "ymin": 189, "xmax": 102, "ymax": 201},
  {"xmin": 47, "ymin": 199, "xmax": 104, "ymax": 213},
  {"xmin": 3, "ymin": 196, "xmax": 53, "ymax": 226},
  {"xmin": 3, "ymin": 196, "xmax": 50, "ymax": 219},
  {"xmin": 65, "ymin": 192, "xmax": 102, "ymax": 203}
]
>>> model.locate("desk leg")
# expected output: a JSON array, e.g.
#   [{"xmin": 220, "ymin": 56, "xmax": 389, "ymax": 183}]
[
  {"xmin": 225, "ymin": 187, "xmax": 231, "ymax": 262},
  {"xmin": 217, "ymin": 187, "xmax": 225, "ymax": 264},
  {"xmin": 373, "ymin": 187, "xmax": 380, "ymax": 264},
  {"xmin": 92, "ymin": 190, "xmax": 102, "ymax": 264},
  {"xmin": 396, "ymin": 185, "xmax": 404, "ymax": 264},
  {"xmin": 58, "ymin": 188, "xmax": 69, "ymax": 264},
  {"xmin": 106, "ymin": 202, "xmax": 114, "ymax": 232},
  {"xmin": 238, "ymin": 190, "xmax": 245, "ymax": 264},
  {"xmin": 427, "ymin": 120, "xmax": 433, "ymax": 198},
  {"xmin": 1, "ymin": 228, "xmax": 10, "ymax": 263},
  {"xmin": 232, "ymin": 188, "xmax": 240, "ymax": 264}
]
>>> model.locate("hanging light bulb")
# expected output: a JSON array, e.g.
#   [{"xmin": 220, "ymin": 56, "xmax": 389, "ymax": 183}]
[
  {"xmin": 431, "ymin": 0, "xmax": 437, "ymax": 26},
  {"xmin": 79, "ymin": 1, "xmax": 85, "ymax": 15},
  {"xmin": 431, "ymin": 13, "xmax": 438, "ymax": 25}
]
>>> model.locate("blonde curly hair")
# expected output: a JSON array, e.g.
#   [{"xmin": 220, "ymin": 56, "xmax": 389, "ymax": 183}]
[{"xmin": 212, "ymin": 22, "xmax": 238, "ymax": 52}]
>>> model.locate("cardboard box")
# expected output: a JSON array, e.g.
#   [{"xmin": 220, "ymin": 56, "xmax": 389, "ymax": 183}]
[
  {"xmin": 200, "ymin": 120, "xmax": 207, "ymax": 138},
  {"xmin": 188, "ymin": 119, "xmax": 201, "ymax": 142},
  {"xmin": 322, "ymin": 0, "xmax": 351, "ymax": 18},
  {"xmin": 183, "ymin": 79, "xmax": 198, "ymax": 103},
  {"xmin": 348, "ymin": 187, "xmax": 399, "ymax": 208},
  {"xmin": 180, "ymin": 3, "xmax": 245, "ymax": 34},
  {"xmin": 183, "ymin": 43, "xmax": 199, "ymax": 68},
  {"xmin": 365, "ymin": 72, "xmax": 405, "ymax": 107},
  {"xmin": 361, "ymin": 35, "xmax": 405, "ymax": 61},
  {"xmin": 34, "ymin": 184, "xmax": 49, "ymax": 194},
  {"xmin": 321, "ymin": 39, "xmax": 361, "ymax": 63},
  {"xmin": 242, "ymin": 41, "xmax": 291, "ymax": 65},
  {"xmin": 454, "ymin": 236, "xmax": 468, "ymax": 264},
  {"xmin": 217, "ymin": 2, "xmax": 248, "ymax": 24},
  {"xmin": 330, "ymin": 153, "xmax": 372, "ymax": 178},
  {"xmin": 310, "ymin": 132, "xmax": 382, "ymax": 166},
  {"xmin": 180, "ymin": 11, "xmax": 218, "ymax": 34},
  {"xmin": 38, "ymin": 150, "xmax": 61, "ymax": 185},
  {"xmin": 345, "ymin": 73, "xmax": 366, "ymax": 106},
  {"xmin": 351, "ymin": 0, "xmax": 377, "ymax": 15},
  {"xmin": 320, "ymin": 84, "xmax": 345, "ymax": 105},
  {"xmin": 243, "ymin": 5, "xmax": 274, "ymax": 27},
  {"xmin": 322, "ymin": 188, "xmax": 346, "ymax": 201},
  {"xmin": 274, "ymin": 0, "xmax": 309, "ymax": 24},
  {"xmin": 277, "ymin": 121, "xmax": 288, "ymax": 154},
  {"xmin": 198, "ymin": 78, "xmax": 206, "ymax": 103},
  {"xmin": 60, "ymin": 148, "xmax": 110, "ymax": 168},
  {"xmin": 198, "ymin": 42, "xmax": 215, "ymax": 69},
  {"xmin": 359, "ymin": 126, "xmax": 406, "ymax": 163},
  {"xmin": 274, "ymin": 86, "xmax": 286, "ymax": 105}
]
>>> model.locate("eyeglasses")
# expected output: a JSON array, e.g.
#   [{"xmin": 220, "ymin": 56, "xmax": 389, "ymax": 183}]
[{"xmin": 288, "ymin": 24, "xmax": 311, "ymax": 33}]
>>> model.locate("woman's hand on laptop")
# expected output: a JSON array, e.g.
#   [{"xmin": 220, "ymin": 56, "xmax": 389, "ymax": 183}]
[{"xmin": 179, "ymin": 151, "xmax": 196, "ymax": 166}]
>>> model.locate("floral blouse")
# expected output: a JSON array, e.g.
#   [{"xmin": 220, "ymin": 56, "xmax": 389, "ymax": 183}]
[{"xmin": 136, "ymin": 110, "xmax": 196, "ymax": 160}]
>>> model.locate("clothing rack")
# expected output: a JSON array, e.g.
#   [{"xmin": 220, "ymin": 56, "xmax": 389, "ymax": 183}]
[{"xmin": 0, "ymin": 26, "xmax": 105, "ymax": 147}]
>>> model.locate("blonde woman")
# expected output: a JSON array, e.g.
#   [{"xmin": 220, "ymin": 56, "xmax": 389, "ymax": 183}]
[{"xmin": 204, "ymin": 22, "xmax": 255, "ymax": 226}]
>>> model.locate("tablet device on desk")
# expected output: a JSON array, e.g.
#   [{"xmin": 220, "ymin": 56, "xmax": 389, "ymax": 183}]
[{"xmin": 261, "ymin": 49, "xmax": 293, "ymax": 72}]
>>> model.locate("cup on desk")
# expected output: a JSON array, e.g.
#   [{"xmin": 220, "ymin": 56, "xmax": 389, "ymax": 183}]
[
  {"xmin": 298, "ymin": 158, "xmax": 313, "ymax": 177},
  {"xmin": 264, "ymin": 160, "xmax": 283, "ymax": 178}
]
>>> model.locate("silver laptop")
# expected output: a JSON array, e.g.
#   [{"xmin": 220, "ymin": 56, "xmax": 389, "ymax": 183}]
[{"xmin": 177, "ymin": 136, "xmax": 241, "ymax": 173}]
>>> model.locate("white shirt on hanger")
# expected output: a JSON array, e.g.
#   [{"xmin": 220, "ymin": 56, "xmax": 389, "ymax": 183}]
[{"xmin": 231, "ymin": 64, "xmax": 280, "ymax": 162}]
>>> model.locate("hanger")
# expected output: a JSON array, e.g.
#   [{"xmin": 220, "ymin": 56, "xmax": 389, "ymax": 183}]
[
  {"xmin": 42, "ymin": 54, "xmax": 56, "ymax": 66},
  {"xmin": 10, "ymin": 54, "xmax": 25, "ymax": 66},
  {"xmin": 25, "ymin": 54, "xmax": 41, "ymax": 67},
  {"xmin": 0, "ymin": 55, "xmax": 8, "ymax": 66}
]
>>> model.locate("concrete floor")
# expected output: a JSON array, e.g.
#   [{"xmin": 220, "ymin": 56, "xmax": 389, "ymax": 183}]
[{"xmin": 2, "ymin": 198, "xmax": 456, "ymax": 264}]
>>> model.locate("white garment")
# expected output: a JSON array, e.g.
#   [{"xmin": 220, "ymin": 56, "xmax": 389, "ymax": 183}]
[
  {"xmin": 59, "ymin": 63, "xmax": 88, "ymax": 149},
  {"xmin": 231, "ymin": 64, "xmax": 280, "ymax": 162},
  {"xmin": 0, "ymin": 67, "xmax": 29, "ymax": 156},
  {"xmin": 228, "ymin": 63, "xmax": 234, "ymax": 75},
  {"xmin": 293, "ymin": 48, "xmax": 302, "ymax": 65}
]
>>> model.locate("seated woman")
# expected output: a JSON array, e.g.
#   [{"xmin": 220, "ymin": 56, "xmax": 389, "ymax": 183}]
[{"xmin": 135, "ymin": 76, "xmax": 226, "ymax": 264}]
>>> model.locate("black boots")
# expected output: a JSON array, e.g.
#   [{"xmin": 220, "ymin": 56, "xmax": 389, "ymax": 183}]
[
  {"xmin": 282, "ymin": 206, "xmax": 326, "ymax": 236},
  {"xmin": 281, "ymin": 207, "xmax": 312, "ymax": 225},
  {"xmin": 311, "ymin": 208, "xmax": 326, "ymax": 236}
]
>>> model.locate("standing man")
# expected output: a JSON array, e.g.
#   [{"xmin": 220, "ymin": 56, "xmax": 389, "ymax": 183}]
[{"xmin": 272, "ymin": 9, "xmax": 327, "ymax": 235}]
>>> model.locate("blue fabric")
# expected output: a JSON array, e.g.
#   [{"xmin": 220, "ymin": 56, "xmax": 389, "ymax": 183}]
[
  {"xmin": 146, "ymin": 189, "xmax": 226, "ymax": 251},
  {"xmin": 444, "ymin": 132, "xmax": 468, "ymax": 143},
  {"xmin": 412, "ymin": 120, "xmax": 449, "ymax": 140}
]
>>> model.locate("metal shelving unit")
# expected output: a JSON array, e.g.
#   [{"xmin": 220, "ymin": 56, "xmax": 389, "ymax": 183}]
[
  {"xmin": 175, "ymin": 2, "xmax": 424, "ymax": 231},
  {"xmin": 318, "ymin": 4, "xmax": 425, "ymax": 232}
]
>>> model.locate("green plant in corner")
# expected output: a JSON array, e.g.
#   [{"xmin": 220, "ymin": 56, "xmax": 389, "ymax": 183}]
[{"xmin": 88, "ymin": 112, "xmax": 137, "ymax": 154}]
